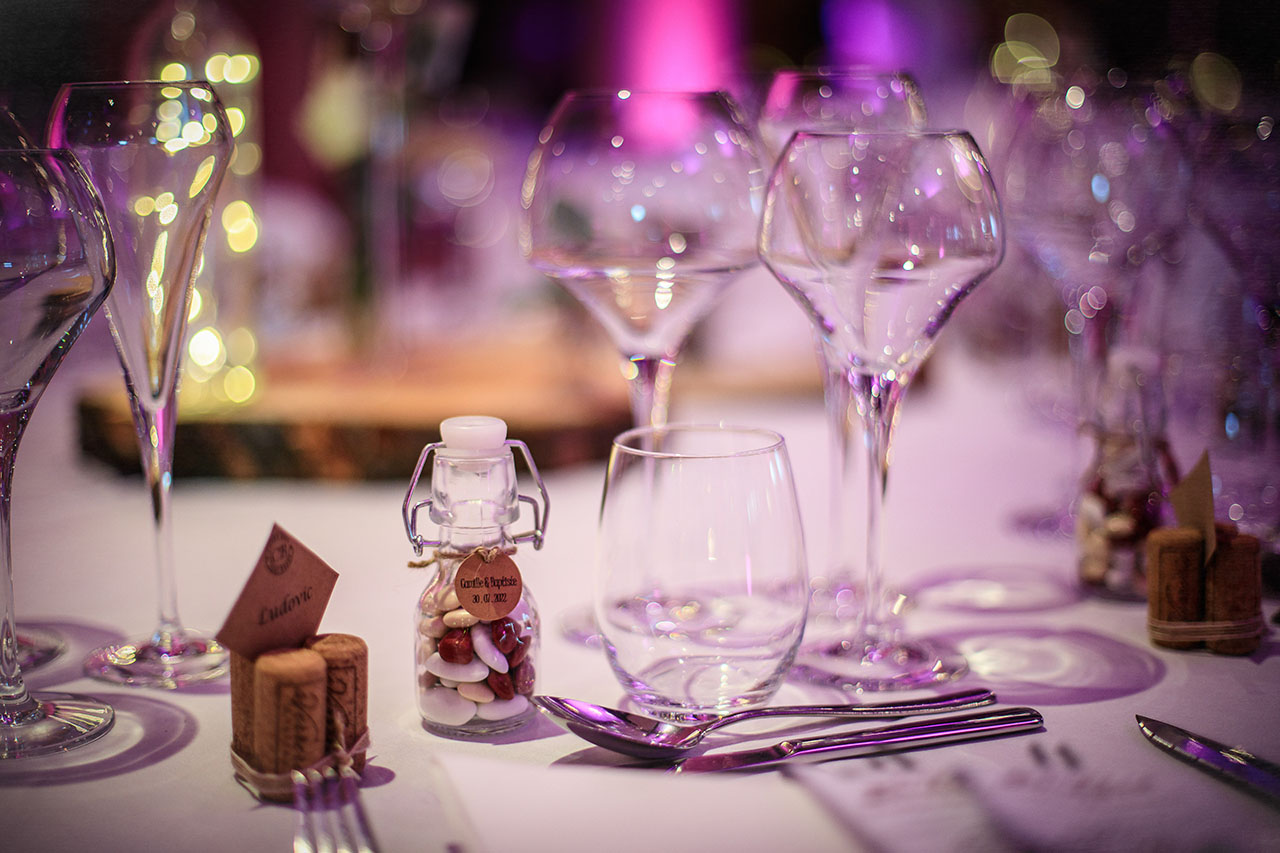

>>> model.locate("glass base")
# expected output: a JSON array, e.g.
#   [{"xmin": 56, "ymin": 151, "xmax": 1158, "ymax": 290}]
[
  {"xmin": 0, "ymin": 692, "xmax": 115, "ymax": 759},
  {"xmin": 16, "ymin": 625, "xmax": 67, "ymax": 671},
  {"xmin": 84, "ymin": 628, "xmax": 228, "ymax": 688},
  {"xmin": 558, "ymin": 603, "xmax": 601, "ymax": 647},
  {"xmin": 791, "ymin": 635, "xmax": 968, "ymax": 692}
]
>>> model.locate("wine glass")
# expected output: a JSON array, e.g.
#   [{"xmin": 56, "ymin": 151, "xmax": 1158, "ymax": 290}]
[
  {"xmin": 760, "ymin": 130, "xmax": 1004, "ymax": 689},
  {"xmin": 0, "ymin": 108, "xmax": 73, "ymax": 671},
  {"xmin": 49, "ymin": 81, "xmax": 233, "ymax": 687},
  {"xmin": 520, "ymin": 89, "xmax": 764, "ymax": 429},
  {"xmin": 1, "ymin": 148, "xmax": 116, "ymax": 756},
  {"xmin": 595, "ymin": 424, "xmax": 808, "ymax": 715},
  {"xmin": 520, "ymin": 89, "xmax": 764, "ymax": 643},
  {"xmin": 757, "ymin": 67, "xmax": 927, "ymax": 635}
]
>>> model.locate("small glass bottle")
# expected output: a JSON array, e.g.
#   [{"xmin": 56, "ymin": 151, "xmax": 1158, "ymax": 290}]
[{"xmin": 404, "ymin": 416, "xmax": 549, "ymax": 737}]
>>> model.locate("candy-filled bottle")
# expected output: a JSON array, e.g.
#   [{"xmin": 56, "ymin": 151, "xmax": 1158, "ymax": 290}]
[{"xmin": 405, "ymin": 416, "xmax": 549, "ymax": 736}]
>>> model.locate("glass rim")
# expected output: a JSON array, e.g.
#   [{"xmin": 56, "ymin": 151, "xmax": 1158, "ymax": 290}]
[
  {"xmin": 768, "ymin": 65, "xmax": 918, "ymax": 81},
  {"xmin": 555, "ymin": 88, "xmax": 737, "ymax": 107},
  {"xmin": 612, "ymin": 422, "xmax": 786, "ymax": 459},
  {"xmin": 789, "ymin": 128, "xmax": 974, "ymax": 142},
  {"xmin": 56, "ymin": 79, "xmax": 218, "ymax": 91}
]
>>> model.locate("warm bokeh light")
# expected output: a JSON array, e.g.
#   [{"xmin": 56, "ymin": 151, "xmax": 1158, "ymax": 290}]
[{"xmin": 1190, "ymin": 52, "xmax": 1242, "ymax": 113}]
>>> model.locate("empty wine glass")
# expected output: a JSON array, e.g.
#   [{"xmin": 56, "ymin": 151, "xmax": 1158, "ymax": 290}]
[
  {"xmin": 757, "ymin": 67, "xmax": 927, "ymax": 636},
  {"xmin": 1, "ymin": 148, "xmax": 116, "ymax": 756},
  {"xmin": 520, "ymin": 89, "xmax": 764, "ymax": 644},
  {"xmin": 595, "ymin": 424, "xmax": 808, "ymax": 715},
  {"xmin": 49, "ymin": 81, "xmax": 233, "ymax": 688},
  {"xmin": 520, "ymin": 89, "xmax": 764, "ymax": 429},
  {"xmin": 760, "ymin": 130, "xmax": 1004, "ymax": 689}
]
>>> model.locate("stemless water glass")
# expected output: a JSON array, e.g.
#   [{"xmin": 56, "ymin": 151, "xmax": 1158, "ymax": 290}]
[
  {"xmin": 49, "ymin": 81, "xmax": 233, "ymax": 687},
  {"xmin": 595, "ymin": 424, "xmax": 808, "ymax": 716},
  {"xmin": 760, "ymin": 130, "xmax": 1004, "ymax": 689},
  {"xmin": 1, "ymin": 149, "xmax": 116, "ymax": 756}
]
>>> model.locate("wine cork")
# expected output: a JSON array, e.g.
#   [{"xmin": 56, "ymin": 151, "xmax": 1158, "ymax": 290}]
[
  {"xmin": 251, "ymin": 647, "xmax": 328, "ymax": 797},
  {"xmin": 229, "ymin": 650, "xmax": 255, "ymax": 762},
  {"xmin": 305, "ymin": 633, "xmax": 369, "ymax": 771},
  {"xmin": 1206, "ymin": 531, "xmax": 1263, "ymax": 655},
  {"xmin": 1146, "ymin": 527, "xmax": 1204, "ymax": 649}
]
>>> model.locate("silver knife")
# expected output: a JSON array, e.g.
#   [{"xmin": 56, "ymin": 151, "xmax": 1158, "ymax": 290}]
[
  {"xmin": 669, "ymin": 706, "xmax": 1043, "ymax": 773},
  {"xmin": 1136, "ymin": 715, "xmax": 1280, "ymax": 805}
]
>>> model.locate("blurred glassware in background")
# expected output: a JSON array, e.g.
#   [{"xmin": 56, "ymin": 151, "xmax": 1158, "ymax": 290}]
[
  {"xmin": 131, "ymin": 0, "xmax": 264, "ymax": 410},
  {"xmin": 1002, "ymin": 70, "xmax": 1191, "ymax": 596},
  {"xmin": 1165, "ymin": 63, "xmax": 1279, "ymax": 545},
  {"xmin": 755, "ymin": 66, "xmax": 927, "ymax": 641}
]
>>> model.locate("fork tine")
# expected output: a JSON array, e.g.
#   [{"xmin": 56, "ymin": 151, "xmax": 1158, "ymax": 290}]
[
  {"xmin": 292, "ymin": 770, "xmax": 317, "ymax": 853},
  {"xmin": 304, "ymin": 769, "xmax": 337, "ymax": 853},
  {"xmin": 323, "ymin": 767, "xmax": 357, "ymax": 853},
  {"xmin": 338, "ymin": 764, "xmax": 381, "ymax": 853}
]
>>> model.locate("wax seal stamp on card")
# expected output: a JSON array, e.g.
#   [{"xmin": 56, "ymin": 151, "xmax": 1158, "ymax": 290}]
[{"xmin": 453, "ymin": 548, "xmax": 523, "ymax": 621}]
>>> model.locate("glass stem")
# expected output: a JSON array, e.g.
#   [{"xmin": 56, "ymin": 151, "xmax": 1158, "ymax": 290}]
[
  {"xmin": 825, "ymin": 357, "xmax": 860, "ymax": 587},
  {"xmin": 625, "ymin": 355, "xmax": 677, "ymax": 429},
  {"xmin": 0, "ymin": 406, "xmax": 38, "ymax": 718},
  {"xmin": 131, "ymin": 390, "xmax": 183, "ymax": 649},
  {"xmin": 852, "ymin": 370, "xmax": 906, "ymax": 644}
]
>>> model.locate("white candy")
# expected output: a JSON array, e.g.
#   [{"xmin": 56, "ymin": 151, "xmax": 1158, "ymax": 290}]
[
  {"xmin": 476, "ymin": 695, "xmax": 529, "ymax": 721},
  {"xmin": 470, "ymin": 623, "xmax": 508, "ymax": 673},
  {"xmin": 415, "ymin": 638, "xmax": 437, "ymax": 666},
  {"xmin": 418, "ymin": 687, "xmax": 477, "ymax": 726},
  {"xmin": 418, "ymin": 614, "xmax": 447, "ymax": 638},
  {"xmin": 457, "ymin": 681, "xmax": 495, "ymax": 703},
  {"xmin": 439, "ymin": 677, "xmax": 459, "ymax": 688},
  {"xmin": 443, "ymin": 608, "xmax": 479, "ymax": 628},
  {"xmin": 438, "ymin": 587, "xmax": 461, "ymax": 611},
  {"xmin": 424, "ymin": 652, "xmax": 489, "ymax": 683}
]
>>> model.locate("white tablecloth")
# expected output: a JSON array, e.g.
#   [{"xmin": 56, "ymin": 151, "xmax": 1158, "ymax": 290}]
[{"xmin": 4, "ymin": 340, "xmax": 1279, "ymax": 852}]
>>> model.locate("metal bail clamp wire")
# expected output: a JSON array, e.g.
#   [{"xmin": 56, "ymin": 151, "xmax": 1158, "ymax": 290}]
[{"xmin": 401, "ymin": 438, "xmax": 550, "ymax": 557}]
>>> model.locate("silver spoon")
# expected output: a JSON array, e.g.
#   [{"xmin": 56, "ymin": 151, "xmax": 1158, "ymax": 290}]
[{"xmin": 532, "ymin": 687, "xmax": 996, "ymax": 759}]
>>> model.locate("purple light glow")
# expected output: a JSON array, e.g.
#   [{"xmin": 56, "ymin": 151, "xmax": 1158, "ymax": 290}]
[
  {"xmin": 612, "ymin": 0, "xmax": 738, "ymax": 91},
  {"xmin": 822, "ymin": 0, "xmax": 908, "ymax": 69}
]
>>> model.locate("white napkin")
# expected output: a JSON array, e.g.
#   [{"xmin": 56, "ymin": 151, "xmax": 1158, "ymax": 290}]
[{"xmin": 429, "ymin": 751, "xmax": 853, "ymax": 852}]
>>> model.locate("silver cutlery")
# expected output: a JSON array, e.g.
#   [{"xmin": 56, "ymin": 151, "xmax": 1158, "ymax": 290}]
[
  {"xmin": 292, "ymin": 765, "xmax": 381, "ymax": 853},
  {"xmin": 1137, "ymin": 715, "xmax": 1280, "ymax": 805},
  {"xmin": 670, "ymin": 706, "xmax": 1044, "ymax": 773},
  {"xmin": 532, "ymin": 687, "xmax": 996, "ymax": 759}
]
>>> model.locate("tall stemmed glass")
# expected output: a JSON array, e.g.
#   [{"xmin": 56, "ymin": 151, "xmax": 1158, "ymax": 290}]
[
  {"xmin": 757, "ymin": 68, "xmax": 927, "ymax": 635},
  {"xmin": 520, "ymin": 90, "xmax": 764, "ymax": 430},
  {"xmin": 760, "ymin": 130, "xmax": 1004, "ymax": 689},
  {"xmin": 49, "ymin": 81, "xmax": 233, "ymax": 687},
  {"xmin": 1, "ymin": 149, "xmax": 116, "ymax": 755}
]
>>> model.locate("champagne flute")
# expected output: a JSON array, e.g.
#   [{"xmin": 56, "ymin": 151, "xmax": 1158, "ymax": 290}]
[
  {"xmin": 1, "ymin": 149, "xmax": 116, "ymax": 755},
  {"xmin": 49, "ymin": 81, "xmax": 233, "ymax": 688},
  {"xmin": 520, "ymin": 89, "xmax": 764, "ymax": 644},
  {"xmin": 760, "ymin": 130, "xmax": 1004, "ymax": 689},
  {"xmin": 757, "ymin": 67, "xmax": 927, "ymax": 636}
]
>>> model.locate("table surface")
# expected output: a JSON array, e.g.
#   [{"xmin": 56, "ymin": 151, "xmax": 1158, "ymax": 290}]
[{"xmin": 4, "ymin": 340, "xmax": 1279, "ymax": 852}]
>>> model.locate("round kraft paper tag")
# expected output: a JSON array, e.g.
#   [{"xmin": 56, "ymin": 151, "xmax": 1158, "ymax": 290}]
[{"xmin": 454, "ymin": 551, "xmax": 523, "ymax": 621}]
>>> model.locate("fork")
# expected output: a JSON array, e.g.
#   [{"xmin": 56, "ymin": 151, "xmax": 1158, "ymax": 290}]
[{"xmin": 292, "ymin": 765, "xmax": 381, "ymax": 853}]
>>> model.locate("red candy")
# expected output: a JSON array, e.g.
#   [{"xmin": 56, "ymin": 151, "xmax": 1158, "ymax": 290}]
[
  {"xmin": 490, "ymin": 618, "xmax": 519, "ymax": 654},
  {"xmin": 487, "ymin": 670, "xmax": 516, "ymax": 701},
  {"xmin": 513, "ymin": 660, "xmax": 535, "ymax": 696},
  {"xmin": 506, "ymin": 635, "xmax": 530, "ymax": 666},
  {"xmin": 438, "ymin": 629, "xmax": 473, "ymax": 665}
]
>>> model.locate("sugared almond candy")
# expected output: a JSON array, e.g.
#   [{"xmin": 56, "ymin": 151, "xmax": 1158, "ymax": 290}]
[
  {"xmin": 418, "ymin": 614, "xmax": 447, "ymax": 638},
  {"xmin": 438, "ymin": 628, "xmax": 474, "ymax": 665},
  {"xmin": 476, "ymin": 695, "xmax": 528, "ymax": 721},
  {"xmin": 439, "ymin": 677, "xmax": 459, "ymax": 688},
  {"xmin": 470, "ymin": 623, "xmax": 508, "ymax": 673},
  {"xmin": 443, "ymin": 607, "xmax": 479, "ymax": 629},
  {"xmin": 486, "ymin": 669, "xmax": 515, "ymax": 701},
  {"xmin": 457, "ymin": 681, "xmax": 496, "ymax": 703},
  {"xmin": 424, "ymin": 651, "xmax": 489, "ymax": 683},
  {"xmin": 419, "ymin": 686, "xmax": 477, "ymax": 726},
  {"xmin": 490, "ymin": 618, "xmax": 519, "ymax": 654},
  {"xmin": 437, "ymin": 586, "xmax": 461, "ymax": 612},
  {"xmin": 415, "ymin": 637, "xmax": 437, "ymax": 666},
  {"xmin": 417, "ymin": 670, "xmax": 439, "ymax": 690},
  {"xmin": 513, "ymin": 659, "xmax": 535, "ymax": 696}
]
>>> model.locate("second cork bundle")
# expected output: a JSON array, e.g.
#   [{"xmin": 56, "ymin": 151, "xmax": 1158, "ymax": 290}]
[
  {"xmin": 230, "ymin": 633, "xmax": 369, "ymax": 801},
  {"xmin": 1146, "ymin": 525, "xmax": 1264, "ymax": 655}
]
